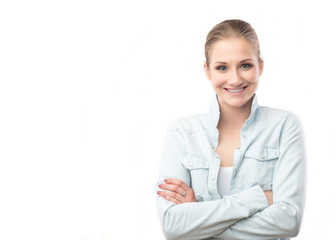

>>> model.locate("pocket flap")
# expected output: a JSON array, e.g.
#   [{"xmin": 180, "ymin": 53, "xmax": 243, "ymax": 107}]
[
  {"xmin": 244, "ymin": 147, "xmax": 280, "ymax": 161},
  {"xmin": 182, "ymin": 155, "xmax": 209, "ymax": 169}
]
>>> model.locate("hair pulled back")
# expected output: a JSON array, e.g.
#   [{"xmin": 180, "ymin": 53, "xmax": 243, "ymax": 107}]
[{"xmin": 205, "ymin": 19, "xmax": 261, "ymax": 67}]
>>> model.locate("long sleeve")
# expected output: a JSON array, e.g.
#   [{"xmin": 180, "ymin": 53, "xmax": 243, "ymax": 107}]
[
  {"xmin": 215, "ymin": 113, "xmax": 307, "ymax": 240},
  {"xmin": 156, "ymin": 124, "xmax": 269, "ymax": 240}
]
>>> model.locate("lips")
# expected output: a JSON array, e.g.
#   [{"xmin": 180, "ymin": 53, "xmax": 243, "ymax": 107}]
[{"xmin": 224, "ymin": 86, "xmax": 248, "ymax": 95}]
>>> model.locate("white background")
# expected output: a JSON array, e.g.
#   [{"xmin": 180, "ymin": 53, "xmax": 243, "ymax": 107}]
[{"xmin": 0, "ymin": 0, "xmax": 335, "ymax": 239}]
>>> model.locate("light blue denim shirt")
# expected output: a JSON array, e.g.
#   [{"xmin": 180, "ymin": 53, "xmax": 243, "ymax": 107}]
[{"xmin": 156, "ymin": 93, "xmax": 306, "ymax": 240}]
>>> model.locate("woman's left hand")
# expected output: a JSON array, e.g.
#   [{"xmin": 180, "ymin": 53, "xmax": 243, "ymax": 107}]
[{"xmin": 157, "ymin": 178, "xmax": 198, "ymax": 204}]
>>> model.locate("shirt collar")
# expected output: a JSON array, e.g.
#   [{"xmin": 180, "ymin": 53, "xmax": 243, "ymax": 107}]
[{"xmin": 202, "ymin": 93, "xmax": 259, "ymax": 131}]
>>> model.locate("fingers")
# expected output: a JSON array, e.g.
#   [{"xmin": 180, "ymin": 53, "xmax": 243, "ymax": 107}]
[
  {"xmin": 163, "ymin": 178, "xmax": 192, "ymax": 196},
  {"xmin": 157, "ymin": 178, "xmax": 196, "ymax": 204},
  {"xmin": 164, "ymin": 178, "xmax": 190, "ymax": 191},
  {"xmin": 264, "ymin": 190, "xmax": 273, "ymax": 206},
  {"xmin": 157, "ymin": 191, "xmax": 183, "ymax": 204},
  {"xmin": 158, "ymin": 183, "xmax": 185, "ymax": 196}
]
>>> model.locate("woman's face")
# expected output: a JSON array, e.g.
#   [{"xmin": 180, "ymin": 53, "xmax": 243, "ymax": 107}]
[{"xmin": 204, "ymin": 38, "xmax": 264, "ymax": 110}]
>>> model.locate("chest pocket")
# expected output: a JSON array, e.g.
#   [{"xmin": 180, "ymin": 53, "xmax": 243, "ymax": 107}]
[
  {"xmin": 244, "ymin": 147, "xmax": 279, "ymax": 190},
  {"xmin": 182, "ymin": 155, "xmax": 209, "ymax": 197}
]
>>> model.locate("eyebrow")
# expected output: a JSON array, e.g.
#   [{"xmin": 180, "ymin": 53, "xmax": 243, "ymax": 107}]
[{"xmin": 214, "ymin": 58, "xmax": 254, "ymax": 64}]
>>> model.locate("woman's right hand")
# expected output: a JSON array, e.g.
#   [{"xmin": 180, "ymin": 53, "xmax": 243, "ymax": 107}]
[
  {"xmin": 264, "ymin": 190, "xmax": 273, "ymax": 206},
  {"xmin": 157, "ymin": 178, "xmax": 198, "ymax": 204}
]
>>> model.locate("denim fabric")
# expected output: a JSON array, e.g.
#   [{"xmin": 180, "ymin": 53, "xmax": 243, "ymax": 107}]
[{"xmin": 156, "ymin": 93, "xmax": 306, "ymax": 240}]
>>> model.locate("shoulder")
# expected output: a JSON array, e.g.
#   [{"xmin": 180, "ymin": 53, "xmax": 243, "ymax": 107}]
[
  {"xmin": 257, "ymin": 106, "xmax": 302, "ymax": 126},
  {"xmin": 167, "ymin": 113, "xmax": 203, "ymax": 134}
]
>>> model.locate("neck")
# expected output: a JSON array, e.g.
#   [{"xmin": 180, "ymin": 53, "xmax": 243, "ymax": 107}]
[{"xmin": 217, "ymin": 97, "xmax": 253, "ymax": 130}]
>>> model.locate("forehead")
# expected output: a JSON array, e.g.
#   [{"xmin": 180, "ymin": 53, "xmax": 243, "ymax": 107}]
[{"xmin": 210, "ymin": 38, "xmax": 257, "ymax": 63}]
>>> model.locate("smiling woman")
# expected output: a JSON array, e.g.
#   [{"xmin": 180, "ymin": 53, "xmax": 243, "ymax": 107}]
[
  {"xmin": 204, "ymin": 38, "xmax": 262, "ymax": 112},
  {"xmin": 156, "ymin": 19, "xmax": 306, "ymax": 240}
]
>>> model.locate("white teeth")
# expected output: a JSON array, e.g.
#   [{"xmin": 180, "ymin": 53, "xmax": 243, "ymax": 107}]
[{"xmin": 227, "ymin": 88, "xmax": 244, "ymax": 93}]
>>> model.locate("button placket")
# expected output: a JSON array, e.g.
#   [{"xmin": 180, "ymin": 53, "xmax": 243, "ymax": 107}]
[
  {"xmin": 213, "ymin": 154, "xmax": 219, "ymax": 181},
  {"xmin": 206, "ymin": 148, "xmax": 220, "ymax": 198}
]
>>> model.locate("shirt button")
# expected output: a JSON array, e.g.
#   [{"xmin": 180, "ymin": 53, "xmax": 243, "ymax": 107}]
[
  {"xmin": 211, "ymin": 146, "xmax": 215, "ymax": 149},
  {"xmin": 189, "ymin": 163, "xmax": 193, "ymax": 167},
  {"xmin": 242, "ymin": 135, "xmax": 246, "ymax": 139},
  {"xmin": 216, "ymin": 156, "xmax": 219, "ymax": 158},
  {"xmin": 211, "ymin": 177, "xmax": 216, "ymax": 181},
  {"xmin": 237, "ymin": 147, "xmax": 240, "ymax": 150},
  {"xmin": 261, "ymin": 155, "xmax": 265, "ymax": 159}
]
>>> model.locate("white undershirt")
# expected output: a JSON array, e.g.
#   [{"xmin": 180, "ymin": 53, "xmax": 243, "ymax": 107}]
[{"xmin": 217, "ymin": 167, "xmax": 233, "ymax": 197}]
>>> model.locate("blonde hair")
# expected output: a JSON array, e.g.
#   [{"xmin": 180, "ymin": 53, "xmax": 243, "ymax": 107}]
[{"xmin": 205, "ymin": 19, "xmax": 261, "ymax": 67}]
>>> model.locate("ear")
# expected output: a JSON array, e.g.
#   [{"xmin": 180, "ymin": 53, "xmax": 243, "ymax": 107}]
[
  {"xmin": 258, "ymin": 58, "xmax": 264, "ymax": 76},
  {"xmin": 204, "ymin": 62, "xmax": 211, "ymax": 80}
]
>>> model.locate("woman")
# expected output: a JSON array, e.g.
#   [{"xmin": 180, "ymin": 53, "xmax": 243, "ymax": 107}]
[{"xmin": 156, "ymin": 19, "xmax": 306, "ymax": 240}]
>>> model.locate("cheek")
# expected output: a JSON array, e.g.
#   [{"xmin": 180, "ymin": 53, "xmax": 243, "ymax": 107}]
[
  {"xmin": 242, "ymin": 70, "xmax": 259, "ymax": 82},
  {"xmin": 210, "ymin": 74, "xmax": 223, "ymax": 86}
]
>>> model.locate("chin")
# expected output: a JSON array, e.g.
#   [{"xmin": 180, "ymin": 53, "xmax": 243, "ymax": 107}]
[
  {"xmin": 228, "ymin": 102, "xmax": 247, "ymax": 108},
  {"xmin": 219, "ymin": 96, "xmax": 251, "ymax": 109}
]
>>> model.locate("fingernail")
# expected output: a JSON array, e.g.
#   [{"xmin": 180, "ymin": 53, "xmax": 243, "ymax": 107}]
[
  {"xmin": 157, "ymin": 191, "xmax": 161, "ymax": 195},
  {"xmin": 164, "ymin": 179, "xmax": 168, "ymax": 182},
  {"xmin": 159, "ymin": 184, "xmax": 163, "ymax": 188}
]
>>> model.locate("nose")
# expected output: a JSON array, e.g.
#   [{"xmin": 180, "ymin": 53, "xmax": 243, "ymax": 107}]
[{"xmin": 228, "ymin": 69, "xmax": 243, "ymax": 86}]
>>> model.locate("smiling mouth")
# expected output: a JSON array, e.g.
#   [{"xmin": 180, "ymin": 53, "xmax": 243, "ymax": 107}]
[{"xmin": 225, "ymin": 86, "xmax": 248, "ymax": 93}]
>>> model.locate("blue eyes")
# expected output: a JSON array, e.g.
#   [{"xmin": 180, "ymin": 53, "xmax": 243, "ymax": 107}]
[
  {"xmin": 241, "ymin": 64, "xmax": 252, "ymax": 69},
  {"xmin": 217, "ymin": 66, "xmax": 227, "ymax": 71},
  {"xmin": 216, "ymin": 64, "xmax": 252, "ymax": 71}
]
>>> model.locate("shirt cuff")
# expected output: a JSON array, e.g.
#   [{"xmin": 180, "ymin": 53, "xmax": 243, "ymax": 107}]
[{"xmin": 233, "ymin": 185, "xmax": 269, "ymax": 213}]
